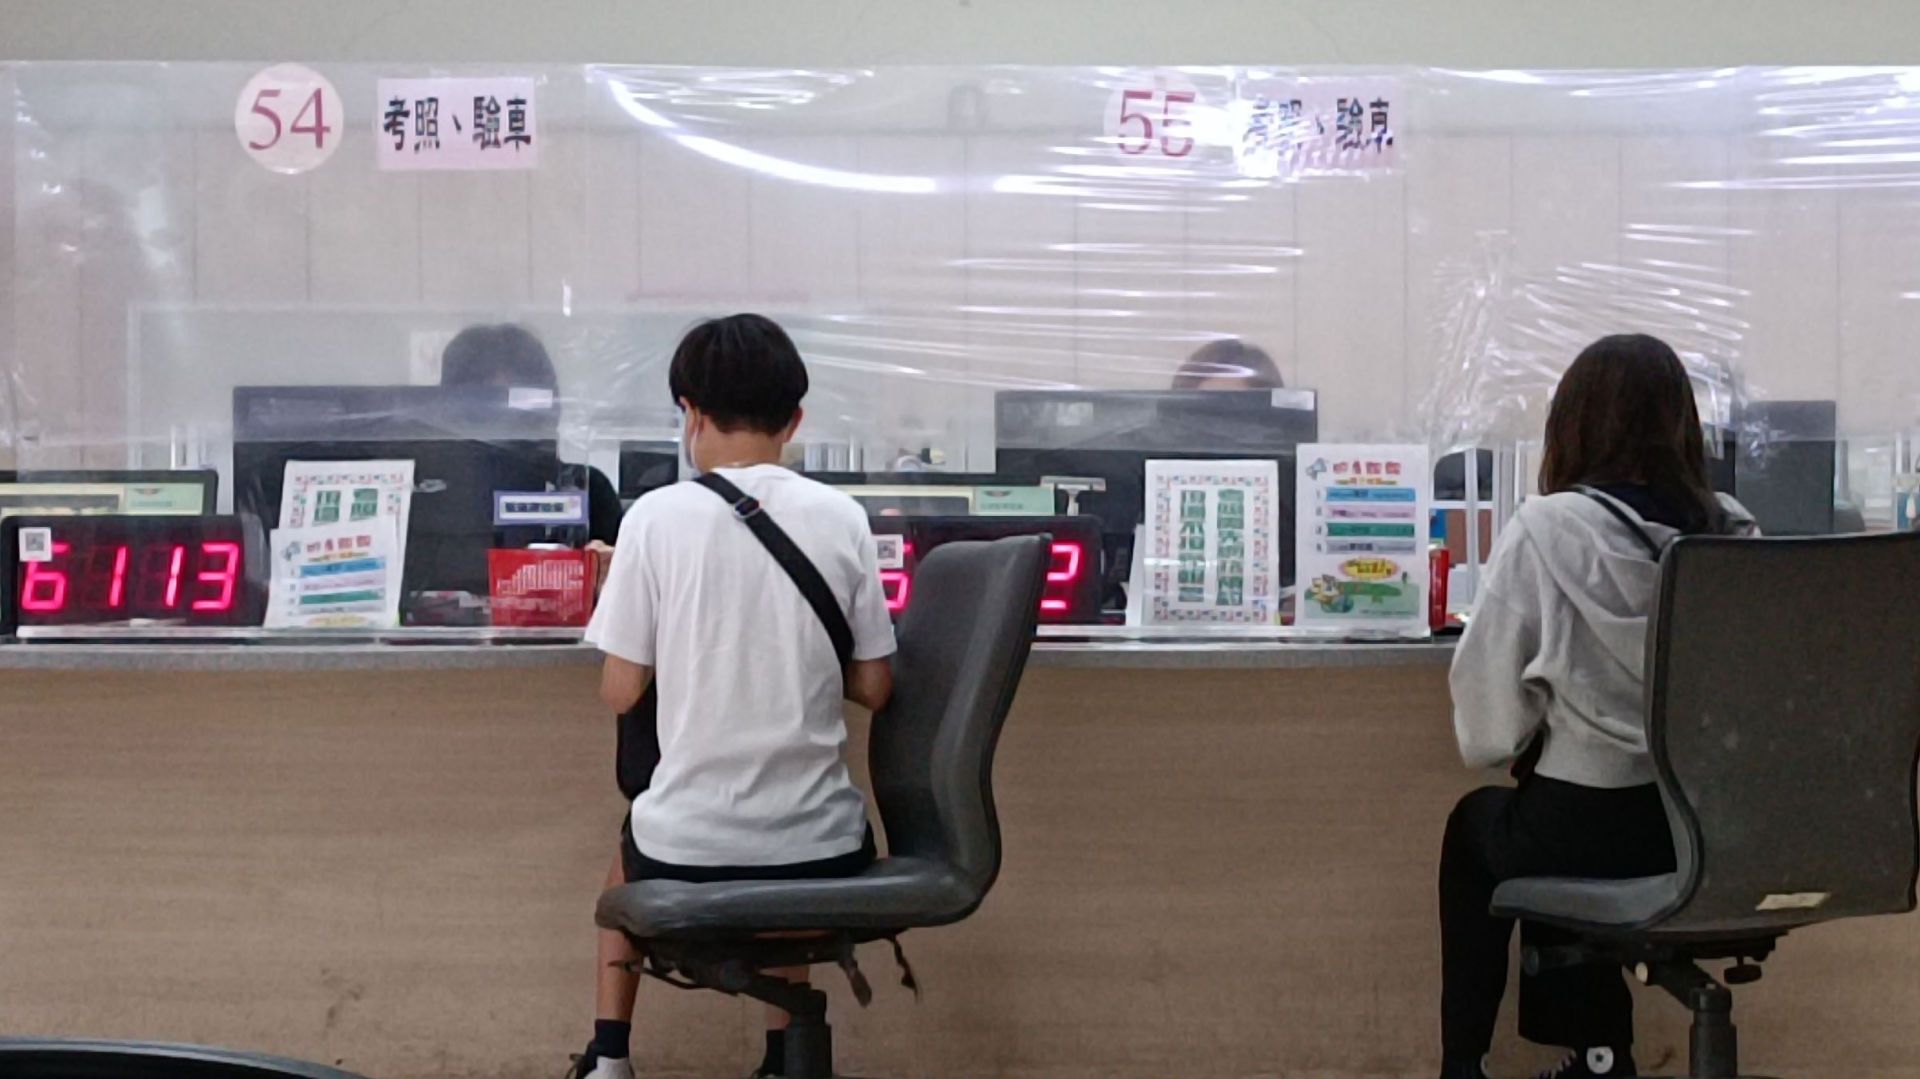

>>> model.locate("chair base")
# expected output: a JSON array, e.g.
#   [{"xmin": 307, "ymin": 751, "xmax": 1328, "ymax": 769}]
[
  {"xmin": 632, "ymin": 937, "xmax": 875, "ymax": 1079},
  {"xmin": 1525, "ymin": 942, "xmax": 1774, "ymax": 1079}
]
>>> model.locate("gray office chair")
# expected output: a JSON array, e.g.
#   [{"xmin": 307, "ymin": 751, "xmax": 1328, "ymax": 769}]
[
  {"xmin": 595, "ymin": 535, "xmax": 1051, "ymax": 1079},
  {"xmin": 0, "ymin": 1038, "xmax": 369, "ymax": 1078},
  {"xmin": 1492, "ymin": 530, "xmax": 1920, "ymax": 1078}
]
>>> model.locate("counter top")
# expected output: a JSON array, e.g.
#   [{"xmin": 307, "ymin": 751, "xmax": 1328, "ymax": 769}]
[{"xmin": 0, "ymin": 637, "xmax": 1454, "ymax": 673}]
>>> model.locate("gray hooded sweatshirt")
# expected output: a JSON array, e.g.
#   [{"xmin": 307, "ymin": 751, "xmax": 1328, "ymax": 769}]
[{"xmin": 1450, "ymin": 489, "xmax": 1758, "ymax": 788}]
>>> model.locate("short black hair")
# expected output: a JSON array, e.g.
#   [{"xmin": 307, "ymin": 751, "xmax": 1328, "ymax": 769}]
[
  {"xmin": 440, "ymin": 324, "xmax": 558, "ymax": 392},
  {"xmin": 667, "ymin": 314, "xmax": 809, "ymax": 434}
]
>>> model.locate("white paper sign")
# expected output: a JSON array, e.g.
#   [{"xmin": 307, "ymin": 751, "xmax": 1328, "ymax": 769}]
[
  {"xmin": 377, "ymin": 77, "xmax": 539, "ymax": 171},
  {"xmin": 1295, "ymin": 444, "xmax": 1432, "ymax": 635},
  {"xmin": 235, "ymin": 64, "xmax": 344, "ymax": 175},
  {"xmin": 1232, "ymin": 77, "xmax": 1401, "ymax": 179},
  {"xmin": 265, "ymin": 517, "xmax": 403, "ymax": 629},
  {"xmin": 1140, "ymin": 459, "xmax": 1280, "ymax": 625},
  {"xmin": 279, "ymin": 460, "xmax": 415, "ymax": 595}
]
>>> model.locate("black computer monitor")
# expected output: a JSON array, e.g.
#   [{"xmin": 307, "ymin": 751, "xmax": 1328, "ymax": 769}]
[
  {"xmin": 618, "ymin": 441, "xmax": 681, "ymax": 504},
  {"xmin": 804, "ymin": 471, "xmax": 1048, "ymax": 517},
  {"xmin": 994, "ymin": 389, "xmax": 1319, "ymax": 605},
  {"xmin": 233, "ymin": 386, "xmax": 577, "ymax": 606},
  {"xmin": 1735, "ymin": 400, "xmax": 1838, "ymax": 536},
  {"xmin": 0, "ymin": 469, "xmax": 218, "ymax": 519}
]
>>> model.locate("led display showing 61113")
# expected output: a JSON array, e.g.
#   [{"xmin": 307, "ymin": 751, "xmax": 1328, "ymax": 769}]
[{"xmin": 7, "ymin": 516, "xmax": 254, "ymax": 627}]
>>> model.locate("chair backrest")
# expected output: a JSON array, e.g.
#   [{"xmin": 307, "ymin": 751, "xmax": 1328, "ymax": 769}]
[
  {"xmin": 1647, "ymin": 530, "xmax": 1920, "ymax": 936},
  {"xmin": 869, "ymin": 535, "xmax": 1049, "ymax": 915}
]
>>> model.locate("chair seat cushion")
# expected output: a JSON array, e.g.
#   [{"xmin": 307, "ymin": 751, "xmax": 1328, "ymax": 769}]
[
  {"xmin": 595, "ymin": 856, "xmax": 980, "ymax": 940},
  {"xmin": 1491, "ymin": 873, "xmax": 1684, "ymax": 933}
]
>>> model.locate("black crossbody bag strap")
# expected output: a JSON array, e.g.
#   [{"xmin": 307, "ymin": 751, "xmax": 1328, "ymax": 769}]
[
  {"xmin": 615, "ymin": 472, "xmax": 858, "ymax": 801},
  {"xmin": 1575, "ymin": 485, "xmax": 1666, "ymax": 560},
  {"xmin": 693, "ymin": 472, "xmax": 856, "ymax": 665}
]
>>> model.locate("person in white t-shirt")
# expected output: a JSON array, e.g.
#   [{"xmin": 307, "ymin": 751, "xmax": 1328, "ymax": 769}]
[{"xmin": 571, "ymin": 314, "xmax": 897, "ymax": 1079}]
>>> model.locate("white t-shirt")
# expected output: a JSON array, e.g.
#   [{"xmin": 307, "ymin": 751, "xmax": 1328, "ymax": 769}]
[{"xmin": 584, "ymin": 464, "xmax": 896, "ymax": 867}]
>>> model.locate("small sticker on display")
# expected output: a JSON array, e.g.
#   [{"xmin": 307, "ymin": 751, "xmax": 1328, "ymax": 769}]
[
  {"xmin": 377, "ymin": 77, "xmax": 539, "ymax": 171},
  {"xmin": 494, "ymin": 491, "xmax": 588, "ymax": 527},
  {"xmin": 1757, "ymin": 892, "xmax": 1830, "ymax": 911},
  {"xmin": 19, "ymin": 527, "xmax": 53, "ymax": 563},
  {"xmin": 234, "ymin": 64, "xmax": 344, "ymax": 175},
  {"xmin": 1271, "ymin": 388, "xmax": 1318, "ymax": 412},
  {"xmin": 874, "ymin": 534, "xmax": 906, "ymax": 570},
  {"xmin": 507, "ymin": 387, "xmax": 555, "ymax": 411}
]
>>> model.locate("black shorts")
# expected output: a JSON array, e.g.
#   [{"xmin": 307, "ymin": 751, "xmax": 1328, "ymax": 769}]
[{"xmin": 620, "ymin": 819, "xmax": 878, "ymax": 884}]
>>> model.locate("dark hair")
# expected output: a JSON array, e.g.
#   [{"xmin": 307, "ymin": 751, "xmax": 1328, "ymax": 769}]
[
  {"xmin": 1540, "ymin": 333, "xmax": 1720, "ymax": 531},
  {"xmin": 440, "ymin": 324, "xmax": 558, "ymax": 392},
  {"xmin": 1171, "ymin": 339, "xmax": 1283, "ymax": 390},
  {"xmin": 667, "ymin": 314, "xmax": 809, "ymax": 435}
]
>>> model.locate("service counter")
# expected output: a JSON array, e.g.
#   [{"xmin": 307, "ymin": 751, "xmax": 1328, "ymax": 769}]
[{"xmin": 3, "ymin": 641, "xmax": 1917, "ymax": 1079}]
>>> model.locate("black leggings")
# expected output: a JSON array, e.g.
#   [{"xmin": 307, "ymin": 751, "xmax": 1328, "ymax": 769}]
[{"xmin": 1438, "ymin": 777, "xmax": 1675, "ymax": 1060}]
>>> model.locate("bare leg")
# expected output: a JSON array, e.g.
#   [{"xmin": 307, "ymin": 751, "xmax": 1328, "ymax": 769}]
[{"xmin": 598, "ymin": 853, "xmax": 641, "ymax": 1024}]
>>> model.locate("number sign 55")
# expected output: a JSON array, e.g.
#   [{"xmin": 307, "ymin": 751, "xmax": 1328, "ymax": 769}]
[{"xmin": 1104, "ymin": 77, "xmax": 1202, "ymax": 159}]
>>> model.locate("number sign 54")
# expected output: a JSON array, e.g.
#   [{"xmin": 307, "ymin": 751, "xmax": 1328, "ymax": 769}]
[
  {"xmin": 235, "ymin": 64, "xmax": 343, "ymax": 174},
  {"xmin": 1105, "ymin": 77, "xmax": 1202, "ymax": 159}
]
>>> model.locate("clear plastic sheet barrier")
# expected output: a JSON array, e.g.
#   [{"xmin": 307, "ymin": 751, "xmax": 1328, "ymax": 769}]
[{"xmin": 3, "ymin": 65, "xmax": 1917, "ymax": 640}]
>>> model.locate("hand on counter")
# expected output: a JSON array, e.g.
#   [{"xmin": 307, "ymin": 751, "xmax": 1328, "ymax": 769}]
[{"xmin": 588, "ymin": 540, "xmax": 615, "ymax": 600}]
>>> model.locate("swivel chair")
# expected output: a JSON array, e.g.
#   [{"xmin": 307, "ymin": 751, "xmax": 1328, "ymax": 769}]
[
  {"xmin": 1493, "ymin": 531, "xmax": 1920, "ymax": 1077},
  {"xmin": 595, "ymin": 535, "xmax": 1051, "ymax": 1079}
]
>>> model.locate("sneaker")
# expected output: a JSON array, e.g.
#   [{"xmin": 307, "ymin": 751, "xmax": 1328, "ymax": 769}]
[
  {"xmin": 1533, "ymin": 1046, "xmax": 1637, "ymax": 1078},
  {"xmin": 565, "ymin": 1051, "xmax": 634, "ymax": 1079}
]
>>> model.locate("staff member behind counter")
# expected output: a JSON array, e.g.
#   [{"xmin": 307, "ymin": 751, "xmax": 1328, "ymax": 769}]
[
  {"xmin": 438, "ymin": 322, "xmax": 622, "ymax": 546},
  {"xmin": 1438, "ymin": 334, "xmax": 1758, "ymax": 1079},
  {"xmin": 1170, "ymin": 337, "xmax": 1284, "ymax": 391}
]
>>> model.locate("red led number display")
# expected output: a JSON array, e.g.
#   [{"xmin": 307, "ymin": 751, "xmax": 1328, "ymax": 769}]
[
  {"xmin": 11, "ymin": 518, "xmax": 251, "ymax": 627},
  {"xmin": 883, "ymin": 540, "xmax": 1090, "ymax": 622},
  {"xmin": 21, "ymin": 541, "xmax": 239, "ymax": 616}
]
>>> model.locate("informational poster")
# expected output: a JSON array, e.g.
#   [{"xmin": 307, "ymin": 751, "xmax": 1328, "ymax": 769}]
[
  {"xmin": 377, "ymin": 77, "xmax": 538, "ymax": 170},
  {"xmin": 280, "ymin": 460, "xmax": 413, "ymax": 532},
  {"xmin": 265, "ymin": 518, "xmax": 403, "ymax": 629},
  {"xmin": 1295, "ymin": 444, "xmax": 1432, "ymax": 634},
  {"xmin": 1141, "ymin": 459, "xmax": 1280, "ymax": 625}
]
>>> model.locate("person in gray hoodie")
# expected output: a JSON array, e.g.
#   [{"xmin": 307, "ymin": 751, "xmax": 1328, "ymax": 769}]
[{"xmin": 1437, "ymin": 335, "xmax": 1758, "ymax": 1079}]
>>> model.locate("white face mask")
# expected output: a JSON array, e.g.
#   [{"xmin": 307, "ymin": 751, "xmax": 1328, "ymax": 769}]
[{"xmin": 678, "ymin": 409, "xmax": 700, "ymax": 480}]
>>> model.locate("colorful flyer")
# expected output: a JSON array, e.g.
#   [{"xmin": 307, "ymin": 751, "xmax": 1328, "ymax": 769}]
[
  {"xmin": 1295, "ymin": 444, "xmax": 1432, "ymax": 634},
  {"xmin": 1141, "ymin": 459, "xmax": 1280, "ymax": 625},
  {"xmin": 265, "ymin": 517, "xmax": 403, "ymax": 629},
  {"xmin": 279, "ymin": 460, "xmax": 414, "ymax": 531}
]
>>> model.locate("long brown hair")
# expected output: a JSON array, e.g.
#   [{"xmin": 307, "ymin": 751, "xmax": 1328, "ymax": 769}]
[{"xmin": 1539, "ymin": 334, "xmax": 1721, "ymax": 532}]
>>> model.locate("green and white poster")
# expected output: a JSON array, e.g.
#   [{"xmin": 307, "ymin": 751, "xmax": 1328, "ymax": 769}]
[
  {"xmin": 1294, "ymin": 444, "xmax": 1431, "ymax": 635},
  {"xmin": 1141, "ymin": 459, "xmax": 1280, "ymax": 625}
]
